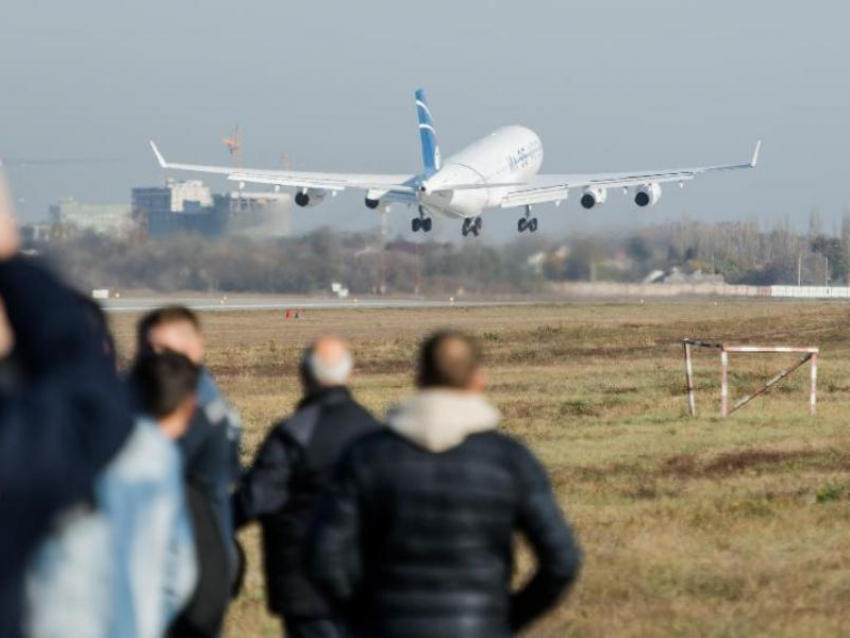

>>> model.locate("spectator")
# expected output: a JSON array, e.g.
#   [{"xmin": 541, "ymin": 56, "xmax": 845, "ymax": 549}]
[
  {"xmin": 27, "ymin": 352, "xmax": 199, "ymax": 638},
  {"xmin": 137, "ymin": 306, "xmax": 242, "ymax": 581},
  {"xmin": 311, "ymin": 331, "xmax": 582, "ymax": 637},
  {"xmin": 0, "ymin": 169, "xmax": 133, "ymax": 637},
  {"xmin": 233, "ymin": 337, "xmax": 381, "ymax": 638}
]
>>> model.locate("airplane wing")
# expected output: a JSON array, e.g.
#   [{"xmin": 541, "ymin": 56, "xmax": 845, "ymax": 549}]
[
  {"xmin": 500, "ymin": 140, "xmax": 761, "ymax": 208},
  {"xmin": 149, "ymin": 142, "xmax": 417, "ymax": 193}
]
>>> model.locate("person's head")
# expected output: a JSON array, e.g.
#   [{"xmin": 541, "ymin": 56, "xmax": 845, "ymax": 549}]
[
  {"xmin": 299, "ymin": 336, "xmax": 354, "ymax": 395},
  {"xmin": 130, "ymin": 351, "xmax": 201, "ymax": 440},
  {"xmin": 416, "ymin": 331, "xmax": 486, "ymax": 393},
  {"xmin": 137, "ymin": 306, "xmax": 204, "ymax": 364}
]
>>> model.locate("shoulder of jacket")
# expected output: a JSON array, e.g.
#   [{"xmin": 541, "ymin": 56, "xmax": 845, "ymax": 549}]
[
  {"xmin": 105, "ymin": 421, "xmax": 180, "ymax": 486},
  {"xmin": 276, "ymin": 404, "xmax": 323, "ymax": 448},
  {"xmin": 340, "ymin": 428, "xmax": 396, "ymax": 457}
]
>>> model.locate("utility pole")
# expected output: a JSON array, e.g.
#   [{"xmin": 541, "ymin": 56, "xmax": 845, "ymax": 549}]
[
  {"xmin": 798, "ymin": 253, "xmax": 802, "ymax": 287},
  {"xmin": 825, "ymin": 255, "xmax": 830, "ymax": 286},
  {"xmin": 378, "ymin": 210, "xmax": 387, "ymax": 295}
]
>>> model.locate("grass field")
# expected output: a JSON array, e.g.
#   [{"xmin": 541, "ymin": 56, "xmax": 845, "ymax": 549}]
[{"xmin": 110, "ymin": 300, "xmax": 850, "ymax": 637}]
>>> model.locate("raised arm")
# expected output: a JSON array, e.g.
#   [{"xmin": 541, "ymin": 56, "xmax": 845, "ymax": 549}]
[{"xmin": 0, "ymin": 170, "xmax": 132, "ymax": 618}]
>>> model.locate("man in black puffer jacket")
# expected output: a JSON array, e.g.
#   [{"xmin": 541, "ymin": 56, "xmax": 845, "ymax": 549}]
[
  {"xmin": 310, "ymin": 331, "xmax": 582, "ymax": 637},
  {"xmin": 233, "ymin": 337, "xmax": 381, "ymax": 638}
]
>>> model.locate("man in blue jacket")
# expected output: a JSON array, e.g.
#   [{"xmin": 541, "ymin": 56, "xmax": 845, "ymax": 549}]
[
  {"xmin": 0, "ymin": 169, "xmax": 133, "ymax": 637},
  {"xmin": 137, "ymin": 306, "xmax": 243, "ymax": 582}
]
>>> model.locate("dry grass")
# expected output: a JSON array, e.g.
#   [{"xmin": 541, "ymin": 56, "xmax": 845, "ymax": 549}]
[{"xmin": 109, "ymin": 300, "xmax": 850, "ymax": 637}]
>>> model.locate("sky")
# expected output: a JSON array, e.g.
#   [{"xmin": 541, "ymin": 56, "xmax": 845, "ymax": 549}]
[{"xmin": 1, "ymin": 0, "xmax": 849, "ymax": 243}]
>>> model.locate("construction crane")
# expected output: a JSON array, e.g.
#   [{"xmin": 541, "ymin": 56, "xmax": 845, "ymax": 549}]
[{"xmin": 222, "ymin": 124, "xmax": 242, "ymax": 168}]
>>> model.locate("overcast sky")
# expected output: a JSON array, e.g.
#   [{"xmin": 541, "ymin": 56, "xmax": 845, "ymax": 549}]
[{"xmin": 2, "ymin": 0, "xmax": 849, "ymax": 242}]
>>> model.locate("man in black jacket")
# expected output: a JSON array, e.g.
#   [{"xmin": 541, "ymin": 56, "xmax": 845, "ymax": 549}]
[
  {"xmin": 0, "ymin": 169, "xmax": 133, "ymax": 637},
  {"xmin": 234, "ymin": 336, "xmax": 381, "ymax": 638},
  {"xmin": 311, "ymin": 331, "xmax": 582, "ymax": 638}
]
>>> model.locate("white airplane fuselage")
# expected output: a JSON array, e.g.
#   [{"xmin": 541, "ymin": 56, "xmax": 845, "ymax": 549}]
[{"xmin": 418, "ymin": 125, "xmax": 543, "ymax": 219}]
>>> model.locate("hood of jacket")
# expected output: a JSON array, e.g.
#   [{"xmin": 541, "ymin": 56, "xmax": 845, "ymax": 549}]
[{"xmin": 386, "ymin": 389, "xmax": 501, "ymax": 453}]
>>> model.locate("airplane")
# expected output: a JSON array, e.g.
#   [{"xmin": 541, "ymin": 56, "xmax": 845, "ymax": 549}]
[{"xmin": 149, "ymin": 89, "xmax": 760, "ymax": 237}]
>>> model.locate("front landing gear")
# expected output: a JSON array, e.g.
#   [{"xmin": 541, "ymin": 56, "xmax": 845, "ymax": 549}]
[
  {"xmin": 462, "ymin": 216, "xmax": 483, "ymax": 237},
  {"xmin": 412, "ymin": 206, "xmax": 433, "ymax": 233},
  {"xmin": 518, "ymin": 205, "xmax": 538, "ymax": 233}
]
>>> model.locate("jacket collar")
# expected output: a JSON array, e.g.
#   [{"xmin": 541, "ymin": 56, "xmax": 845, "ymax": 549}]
[
  {"xmin": 386, "ymin": 389, "xmax": 500, "ymax": 453},
  {"xmin": 298, "ymin": 385, "xmax": 352, "ymax": 411}
]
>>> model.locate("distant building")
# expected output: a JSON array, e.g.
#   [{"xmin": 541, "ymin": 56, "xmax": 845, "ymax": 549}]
[
  {"xmin": 644, "ymin": 267, "xmax": 725, "ymax": 285},
  {"xmin": 133, "ymin": 180, "xmax": 224, "ymax": 237},
  {"xmin": 49, "ymin": 198, "xmax": 132, "ymax": 237},
  {"xmin": 132, "ymin": 180, "xmax": 291, "ymax": 238},
  {"xmin": 20, "ymin": 223, "xmax": 53, "ymax": 247}
]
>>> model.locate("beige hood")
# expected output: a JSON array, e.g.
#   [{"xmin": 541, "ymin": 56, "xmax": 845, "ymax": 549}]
[{"xmin": 386, "ymin": 390, "xmax": 501, "ymax": 453}]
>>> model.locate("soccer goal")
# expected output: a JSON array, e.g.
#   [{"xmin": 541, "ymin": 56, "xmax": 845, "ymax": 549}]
[{"xmin": 682, "ymin": 339, "xmax": 819, "ymax": 417}]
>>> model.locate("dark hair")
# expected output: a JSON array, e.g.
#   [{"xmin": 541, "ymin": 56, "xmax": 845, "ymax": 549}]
[
  {"xmin": 74, "ymin": 292, "xmax": 117, "ymax": 364},
  {"xmin": 416, "ymin": 330, "xmax": 482, "ymax": 390},
  {"xmin": 130, "ymin": 351, "xmax": 200, "ymax": 419},
  {"xmin": 136, "ymin": 306, "xmax": 201, "ymax": 355}
]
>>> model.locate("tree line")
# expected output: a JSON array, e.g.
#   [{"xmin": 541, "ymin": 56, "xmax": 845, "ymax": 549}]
[{"xmin": 35, "ymin": 211, "xmax": 850, "ymax": 295}]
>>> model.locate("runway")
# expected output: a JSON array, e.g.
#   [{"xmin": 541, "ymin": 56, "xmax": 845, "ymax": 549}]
[{"xmin": 102, "ymin": 296, "xmax": 536, "ymax": 314}]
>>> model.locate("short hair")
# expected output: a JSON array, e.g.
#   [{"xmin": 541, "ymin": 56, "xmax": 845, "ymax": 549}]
[
  {"xmin": 130, "ymin": 351, "xmax": 200, "ymax": 420},
  {"xmin": 299, "ymin": 341, "xmax": 353, "ymax": 392},
  {"xmin": 136, "ymin": 306, "xmax": 201, "ymax": 354},
  {"xmin": 416, "ymin": 331, "xmax": 482, "ymax": 390}
]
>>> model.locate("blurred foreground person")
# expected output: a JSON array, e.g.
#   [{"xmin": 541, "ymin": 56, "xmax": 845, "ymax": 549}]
[
  {"xmin": 27, "ymin": 352, "xmax": 199, "ymax": 637},
  {"xmin": 234, "ymin": 337, "xmax": 381, "ymax": 638},
  {"xmin": 137, "ymin": 306, "xmax": 243, "ymax": 581},
  {"xmin": 0, "ymin": 169, "xmax": 132, "ymax": 637},
  {"xmin": 311, "ymin": 331, "xmax": 582, "ymax": 638}
]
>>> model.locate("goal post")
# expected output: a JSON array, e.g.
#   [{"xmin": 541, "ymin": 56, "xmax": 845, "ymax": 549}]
[{"xmin": 682, "ymin": 340, "xmax": 818, "ymax": 418}]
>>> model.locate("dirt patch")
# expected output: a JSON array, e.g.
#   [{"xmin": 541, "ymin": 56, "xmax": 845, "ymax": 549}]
[
  {"xmin": 702, "ymin": 450, "xmax": 818, "ymax": 476},
  {"xmin": 559, "ymin": 448, "xmax": 850, "ymax": 486},
  {"xmin": 660, "ymin": 448, "xmax": 841, "ymax": 479}
]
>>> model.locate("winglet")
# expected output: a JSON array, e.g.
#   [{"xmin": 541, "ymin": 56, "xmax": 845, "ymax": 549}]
[
  {"xmin": 750, "ymin": 140, "xmax": 762, "ymax": 168},
  {"xmin": 149, "ymin": 141, "xmax": 167, "ymax": 168}
]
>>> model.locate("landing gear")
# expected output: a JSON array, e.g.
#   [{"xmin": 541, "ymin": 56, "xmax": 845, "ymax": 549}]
[
  {"xmin": 411, "ymin": 206, "xmax": 433, "ymax": 233},
  {"xmin": 462, "ymin": 216, "xmax": 483, "ymax": 237},
  {"xmin": 518, "ymin": 205, "xmax": 538, "ymax": 233}
]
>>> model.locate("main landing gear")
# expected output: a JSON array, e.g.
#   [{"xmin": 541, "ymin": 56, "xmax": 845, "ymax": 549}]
[
  {"xmin": 517, "ymin": 205, "xmax": 538, "ymax": 233},
  {"xmin": 462, "ymin": 217, "xmax": 483, "ymax": 237},
  {"xmin": 411, "ymin": 206, "xmax": 433, "ymax": 233}
]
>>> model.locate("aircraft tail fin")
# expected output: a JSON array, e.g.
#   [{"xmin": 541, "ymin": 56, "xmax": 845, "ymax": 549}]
[{"xmin": 415, "ymin": 89, "xmax": 442, "ymax": 172}]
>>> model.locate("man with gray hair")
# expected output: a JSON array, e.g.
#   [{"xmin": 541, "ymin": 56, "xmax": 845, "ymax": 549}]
[{"xmin": 233, "ymin": 336, "xmax": 381, "ymax": 638}]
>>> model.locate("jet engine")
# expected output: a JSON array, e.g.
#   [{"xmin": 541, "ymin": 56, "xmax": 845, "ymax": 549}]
[
  {"xmin": 634, "ymin": 183, "xmax": 662, "ymax": 208},
  {"xmin": 365, "ymin": 197, "xmax": 391, "ymax": 213},
  {"xmin": 580, "ymin": 187, "xmax": 608, "ymax": 209},
  {"xmin": 294, "ymin": 188, "xmax": 328, "ymax": 207}
]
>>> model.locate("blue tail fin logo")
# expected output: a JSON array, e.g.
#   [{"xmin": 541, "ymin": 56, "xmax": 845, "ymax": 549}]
[{"xmin": 415, "ymin": 89, "xmax": 442, "ymax": 173}]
